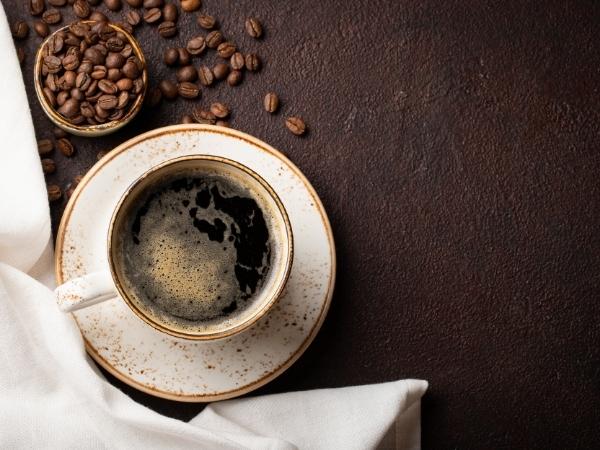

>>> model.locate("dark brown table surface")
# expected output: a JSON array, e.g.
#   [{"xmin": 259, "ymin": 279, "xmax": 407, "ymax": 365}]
[{"xmin": 6, "ymin": 0, "xmax": 600, "ymax": 448}]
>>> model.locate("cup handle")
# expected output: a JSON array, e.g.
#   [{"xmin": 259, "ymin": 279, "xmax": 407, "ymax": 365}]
[{"xmin": 55, "ymin": 270, "xmax": 117, "ymax": 312}]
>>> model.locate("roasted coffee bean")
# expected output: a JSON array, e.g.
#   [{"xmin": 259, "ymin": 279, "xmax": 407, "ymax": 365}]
[
  {"xmin": 77, "ymin": 60, "xmax": 93, "ymax": 74},
  {"xmin": 53, "ymin": 127, "xmax": 68, "ymax": 138},
  {"xmin": 30, "ymin": 0, "xmax": 45, "ymax": 16},
  {"xmin": 192, "ymin": 108, "xmax": 216, "ymax": 124},
  {"xmin": 132, "ymin": 77, "xmax": 144, "ymax": 94},
  {"xmin": 17, "ymin": 47, "xmax": 25, "ymax": 65},
  {"xmin": 230, "ymin": 52, "xmax": 244, "ymax": 70},
  {"xmin": 197, "ymin": 14, "xmax": 216, "ymax": 29},
  {"xmin": 80, "ymin": 100, "xmax": 95, "ymax": 117},
  {"xmin": 89, "ymin": 11, "xmax": 108, "ymax": 22},
  {"xmin": 41, "ymin": 158, "xmax": 56, "ymax": 174},
  {"xmin": 56, "ymin": 138, "xmax": 74, "ymax": 156},
  {"xmin": 158, "ymin": 21, "xmax": 177, "ymax": 38},
  {"xmin": 116, "ymin": 91, "xmax": 129, "ymax": 109},
  {"xmin": 245, "ymin": 53, "xmax": 260, "ymax": 71},
  {"xmin": 62, "ymin": 54, "xmax": 80, "ymax": 71},
  {"xmin": 98, "ymin": 94, "xmax": 118, "ymax": 109},
  {"xmin": 48, "ymin": 0, "xmax": 66, "ymax": 6},
  {"xmin": 84, "ymin": 47, "xmax": 103, "ymax": 65},
  {"xmin": 125, "ymin": 0, "xmax": 142, "ymax": 7},
  {"xmin": 143, "ymin": 0, "xmax": 163, "ymax": 7},
  {"xmin": 46, "ymin": 34, "xmax": 65, "ymax": 55},
  {"xmin": 121, "ymin": 44, "xmax": 133, "ymax": 58},
  {"xmin": 186, "ymin": 36, "xmax": 205, "ymax": 55},
  {"xmin": 70, "ymin": 22, "xmax": 89, "ymax": 37},
  {"xmin": 98, "ymin": 79, "xmax": 118, "ymax": 94},
  {"xmin": 210, "ymin": 102, "xmax": 229, "ymax": 118},
  {"xmin": 70, "ymin": 88, "xmax": 84, "ymax": 101},
  {"xmin": 197, "ymin": 65, "xmax": 214, "ymax": 86},
  {"xmin": 263, "ymin": 92, "xmax": 279, "ymax": 113},
  {"xmin": 180, "ymin": 0, "xmax": 200, "ymax": 12},
  {"xmin": 37, "ymin": 139, "xmax": 54, "ymax": 155},
  {"xmin": 121, "ymin": 60, "xmax": 140, "ymax": 78},
  {"xmin": 34, "ymin": 20, "xmax": 50, "ymax": 38},
  {"xmin": 60, "ymin": 70, "xmax": 77, "ymax": 89},
  {"xmin": 106, "ymin": 52, "xmax": 126, "ymax": 69},
  {"xmin": 126, "ymin": 10, "xmax": 141, "ymax": 27},
  {"xmin": 11, "ymin": 20, "xmax": 29, "ymax": 40},
  {"xmin": 205, "ymin": 30, "xmax": 223, "ymax": 48},
  {"xmin": 47, "ymin": 184, "xmax": 62, "ymax": 202},
  {"xmin": 44, "ymin": 55, "xmax": 62, "ymax": 73},
  {"xmin": 73, "ymin": 0, "xmax": 91, "ymax": 18},
  {"xmin": 116, "ymin": 78, "xmax": 133, "ymax": 90},
  {"xmin": 159, "ymin": 79, "xmax": 177, "ymax": 99},
  {"xmin": 178, "ymin": 81, "xmax": 199, "ymax": 99},
  {"xmin": 175, "ymin": 47, "xmax": 190, "ymax": 65},
  {"xmin": 95, "ymin": 102, "xmax": 109, "ymax": 118},
  {"xmin": 285, "ymin": 117, "xmax": 306, "ymax": 135},
  {"xmin": 164, "ymin": 47, "xmax": 179, "ymax": 65},
  {"xmin": 88, "ymin": 0, "xmax": 102, "ymax": 5},
  {"xmin": 104, "ymin": 0, "xmax": 122, "ymax": 11},
  {"xmin": 107, "ymin": 68, "xmax": 121, "ymax": 81},
  {"xmin": 227, "ymin": 69, "xmax": 242, "ymax": 86},
  {"xmin": 147, "ymin": 86, "xmax": 162, "ymax": 106},
  {"xmin": 85, "ymin": 79, "xmax": 99, "ymax": 97},
  {"xmin": 162, "ymin": 3, "xmax": 178, "ymax": 22},
  {"xmin": 176, "ymin": 65, "xmax": 197, "ymax": 82},
  {"xmin": 212, "ymin": 62, "xmax": 229, "ymax": 80},
  {"xmin": 106, "ymin": 37, "xmax": 125, "ymax": 52},
  {"xmin": 58, "ymin": 98, "xmax": 80, "ymax": 118},
  {"xmin": 217, "ymin": 42, "xmax": 236, "ymax": 59},
  {"xmin": 43, "ymin": 88, "xmax": 56, "ymax": 107},
  {"xmin": 245, "ymin": 17, "xmax": 263, "ymax": 38},
  {"xmin": 91, "ymin": 65, "xmax": 107, "ymax": 79},
  {"xmin": 143, "ymin": 8, "xmax": 162, "ymax": 24},
  {"xmin": 45, "ymin": 73, "xmax": 59, "ymax": 91},
  {"xmin": 181, "ymin": 114, "xmax": 194, "ymax": 124},
  {"xmin": 42, "ymin": 8, "xmax": 61, "ymax": 24},
  {"xmin": 215, "ymin": 120, "xmax": 229, "ymax": 127}
]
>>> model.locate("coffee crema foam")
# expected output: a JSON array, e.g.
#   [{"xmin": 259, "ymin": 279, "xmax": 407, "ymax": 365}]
[{"xmin": 114, "ymin": 169, "xmax": 273, "ymax": 333}]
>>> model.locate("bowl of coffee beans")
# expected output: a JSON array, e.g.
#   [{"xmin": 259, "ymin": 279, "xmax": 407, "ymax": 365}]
[{"xmin": 34, "ymin": 20, "xmax": 147, "ymax": 137}]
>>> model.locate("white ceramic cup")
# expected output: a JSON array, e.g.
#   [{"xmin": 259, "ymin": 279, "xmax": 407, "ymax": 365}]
[{"xmin": 54, "ymin": 155, "xmax": 293, "ymax": 340}]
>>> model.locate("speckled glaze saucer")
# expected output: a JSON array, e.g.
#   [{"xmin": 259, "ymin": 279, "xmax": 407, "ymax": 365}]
[{"xmin": 55, "ymin": 125, "xmax": 335, "ymax": 401}]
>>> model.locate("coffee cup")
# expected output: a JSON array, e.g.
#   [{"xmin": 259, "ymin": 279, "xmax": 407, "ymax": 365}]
[{"xmin": 54, "ymin": 155, "xmax": 293, "ymax": 340}]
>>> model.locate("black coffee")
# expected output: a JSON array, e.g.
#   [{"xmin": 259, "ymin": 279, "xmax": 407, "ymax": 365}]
[{"xmin": 115, "ymin": 169, "xmax": 272, "ymax": 331}]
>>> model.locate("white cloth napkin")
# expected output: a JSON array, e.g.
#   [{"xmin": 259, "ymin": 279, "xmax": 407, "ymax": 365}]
[{"xmin": 0, "ymin": 6, "xmax": 427, "ymax": 449}]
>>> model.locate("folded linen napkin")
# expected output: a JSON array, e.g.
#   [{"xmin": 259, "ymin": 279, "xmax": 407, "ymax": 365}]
[{"xmin": 0, "ymin": 6, "xmax": 427, "ymax": 449}]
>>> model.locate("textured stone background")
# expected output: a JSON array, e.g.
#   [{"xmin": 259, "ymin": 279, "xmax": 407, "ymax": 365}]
[{"xmin": 5, "ymin": 0, "xmax": 600, "ymax": 448}]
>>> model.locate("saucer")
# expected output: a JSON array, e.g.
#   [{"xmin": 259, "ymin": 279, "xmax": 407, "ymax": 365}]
[{"xmin": 55, "ymin": 125, "xmax": 335, "ymax": 402}]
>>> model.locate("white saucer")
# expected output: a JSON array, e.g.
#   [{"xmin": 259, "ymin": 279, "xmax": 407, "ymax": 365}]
[{"xmin": 55, "ymin": 125, "xmax": 335, "ymax": 402}]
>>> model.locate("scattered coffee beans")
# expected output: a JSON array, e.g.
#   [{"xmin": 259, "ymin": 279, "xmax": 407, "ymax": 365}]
[
  {"xmin": 180, "ymin": 0, "xmax": 201, "ymax": 13},
  {"xmin": 178, "ymin": 81, "xmax": 200, "ymax": 99},
  {"xmin": 126, "ymin": 10, "xmax": 142, "ymax": 27},
  {"xmin": 158, "ymin": 21, "xmax": 177, "ymax": 38},
  {"xmin": 90, "ymin": 11, "xmax": 109, "ymax": 22},
  {"xmin": 11, "ymin": 21, "xmax": 29, "ymax": 40},
  {"xmin": 125, "ymin": 0, "xmax": 143, "ymax": 7},
  {"xmin": 73, "ymin": 0, "xmax": 91, "ymax": 18},
  {"xmin": 227, "ymin": 69, "xmax": 242, "ymax": 86},
  {"xmin": 163, "ymin": 3, "xmax": 178, "ymax": 22},
  {"xmin": 245, "ymin": 18, "xmax": 262, "ymax": 38},
  {"xmin": 217, "ymin": 42, "xmax": 236, "ymax": 58},
  {"xmin": 212, "ymin": 62, "xmax": 229, "ymax": 80},
  {"xmin": 47, "ymin": 184, "xmax": 62, "ymax": 202},
  {"xmin": 49, "ymin": 0, "xmax": 67, "ymax": 6},
  {"xmin": 147, "ymin": 86, "xmax": 162, "ymax": 106},
  {"xmin": 42, "ymin": 158, "xmax": 56, "ymax": 174},
  {"xmin": 38, "ymin": 139, "xmax": 54, "ymax": 155},
  {"xmin": 57, "ymin": 137, "xmax": 75, "ymax": 156},
  {"xmin": 104, "ymin": 0, "xmax": 122, "ymax": 11},
  {"xmin": 230, "ymin": 52, "xmax": 244, "ymax": 70},
  {"xmin": 197, "ymin": 14, "xmax": 216, "ymax": 29},
  {"xmin": 264, "ymin": 92, "xmax": 279, "ymax": 113},
  {"xmin": 192, "ymin": 108, "xmax": 216, "ymax": 124},
  {"xmin": 205, "ymin": 30, "xmax": 223, "ymax": 48},
  {"xmin": 164, "ymin": 47, "xmax": 179, "ymax": 65},
  {"xmin": 144, "ymin": 0, "xmax": 163, "ymax": 7},
  {"xmin": 159, "ymin": 79, "xmax": 178, "ymax": 99},
  {"xmin": 33, "ymin": 20, "xmax": 50, "ymax": 38},
  {"xmin": 30, "ymin": 0, "xmax": 45, "ymax": 16},
  {"xmin": 53, "ymin": 127, "xmax": 68, "ymax": 138},
  {"xmin": 42, "ymin": 9, "xmax": 62, "ymax": 25},
  {"xmin": 197, "ymin": 65, "xmax": 214, "ymax": 86},
  {"xmin": 285, "ymin": 117, "xmax": 306, "ymax": 136},
  {"xmin": 186, "ymin": 35, "xmax": 205, "ymax": 55},
  {"xmin": 176, "ymin": 65, "xmax": 197, "ymax": 82},
  {"xmin": 143, "ymin": 8, "xmax": 162, "ymax": 24},
  {"xmin": 177, "ymin": 47, "xmax": 191, "ymax": 65},
  {"xmin": 210, "ymin": 102, "xmax": 229, "ymax": 118},
  {"xmin": 245, "ymin": 53, "xmax": 260, "ymax": 71}
]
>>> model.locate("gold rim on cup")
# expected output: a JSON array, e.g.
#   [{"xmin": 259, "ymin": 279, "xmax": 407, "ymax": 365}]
[
  {"xmin": 33, "ymin": 21, "xmax": 148, "ymax": 137},
  {"xmin": 106, "ymin": 154, "xmax": 295, "ymax": 341}
]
